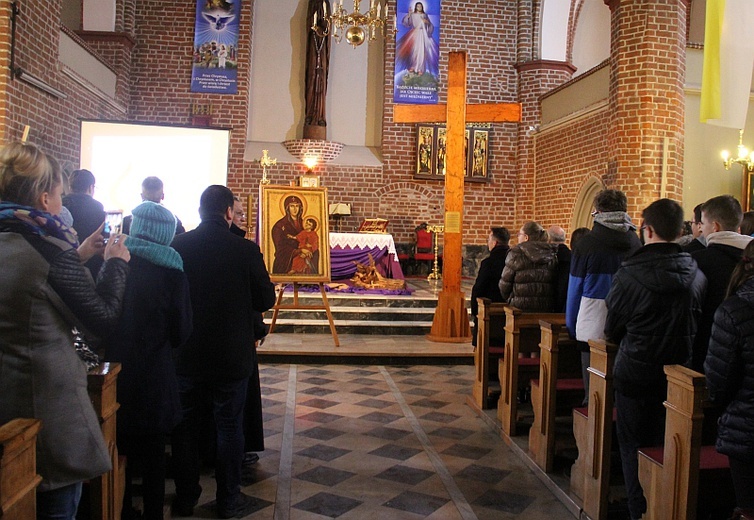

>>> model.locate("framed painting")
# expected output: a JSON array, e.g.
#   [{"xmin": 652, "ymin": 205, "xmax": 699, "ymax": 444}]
[{"xmin": 259, "ymin": 185, "xmax": 330, "ymax": 283}]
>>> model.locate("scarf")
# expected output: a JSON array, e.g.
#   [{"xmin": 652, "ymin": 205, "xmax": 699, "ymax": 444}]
[
  {"xmin": 0, "ymin": 202, "xmax": 79, "ymax": 248},
  {"xmin": 125, "ymin": 235, "xmax": 184, "ymax": 271},
  {"xmin": 594, "ymin": 211, "xmax": 637, "ymax": 233}
]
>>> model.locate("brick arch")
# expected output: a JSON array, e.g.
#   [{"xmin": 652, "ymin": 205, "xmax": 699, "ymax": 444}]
[
  {"xmin": 374, "ymin": 183, "xmax": 442, "ymax": 241},
  {"xmin": 570, "ymin": 176, "xmax": 604, "ymax": 232}
]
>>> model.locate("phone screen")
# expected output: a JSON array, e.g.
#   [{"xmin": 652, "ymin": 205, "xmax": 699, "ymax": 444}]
[{"xmin": 103, "ymin": 212, "xmax": 122, "ymax": 238}]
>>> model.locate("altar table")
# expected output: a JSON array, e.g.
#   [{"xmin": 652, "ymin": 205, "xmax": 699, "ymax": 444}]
[{"xmin": 329, "ymin": 232, "xmax": 405, "ymax": 280}]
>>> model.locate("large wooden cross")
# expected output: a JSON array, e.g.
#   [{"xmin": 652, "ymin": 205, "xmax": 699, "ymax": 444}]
[{"xmin": 394, "ymin": 51, "xmax": 521, "ymax": 342}]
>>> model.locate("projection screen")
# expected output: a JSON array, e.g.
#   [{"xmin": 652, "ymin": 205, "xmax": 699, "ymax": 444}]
[{"xmin": 79, "ymin": 120, "xmax": 231, "ymax": 231}]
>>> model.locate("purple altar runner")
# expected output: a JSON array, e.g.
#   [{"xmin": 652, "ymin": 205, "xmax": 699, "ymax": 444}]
[{"xmin": 329, "ymin": 233, "xmax": 405, "ymax": 281}]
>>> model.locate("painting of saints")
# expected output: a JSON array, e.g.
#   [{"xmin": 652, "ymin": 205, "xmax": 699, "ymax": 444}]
[
  {"xmin": 436, "ymin": 131, "xmax": 446, "ymax": 176},
  {"xmin": 472, "ymin": 132, "xmax": 487, "ymax": 177},
  {"xmin": 417, "ymin": 127, "xmax": 434, "ymax": 173}
]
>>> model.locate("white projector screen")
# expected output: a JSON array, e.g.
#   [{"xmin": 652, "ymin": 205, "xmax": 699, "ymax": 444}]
[{"xmin": 79, "ymin": 120, "xmax": 230, "ymax": 231}]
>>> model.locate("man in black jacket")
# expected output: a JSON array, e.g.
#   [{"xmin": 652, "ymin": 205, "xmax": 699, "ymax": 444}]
[
  {"xmin": 470, "ymin": 227, "xmax": 509, "ymax": 347},
  {"xmin": 605, "ymin": 198, "xmax": 706, "ymax": 520},
  {"xmin": 170, "ymin": 185, "xmax": 275, "ymax": 518}
]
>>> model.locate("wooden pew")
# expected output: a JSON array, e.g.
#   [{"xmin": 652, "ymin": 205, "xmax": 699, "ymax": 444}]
[
  {"xmin": 86, "ymin": 362, "xmax": 125, "ymax": 520},
  {"xmin": 469, "ymin": 297, "xmax": 507, "ymax": 409},
  {"xmin": 528, "ymin": 319, "xmax": 583, "ymax": 472},
  {"xmin": 570, "ymin": 339, "xmax": 618, "ymax": 520},
  {"xmin": 0, "ymin": 418, "xmax": 42, "ymax": 519},
  {"xmin": 638, "ymin": 365, "xmax": 732, "ymax": 520},
  {"xmin": 497, "ymin": 306, "xmax": 565, "ymax": 436}
]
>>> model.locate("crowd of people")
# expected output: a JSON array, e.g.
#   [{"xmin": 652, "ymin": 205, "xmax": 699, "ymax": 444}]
[
  {"xmin": 2, "ymin": 138, "xmax": 754, "ymax": 519},
  {"xmin": 471, "ymin": 189, "xmax": 754, "ymax": 520},
  {"xmin": 0, "ymin": 142, "xmax": 274, "ymax": 520}
]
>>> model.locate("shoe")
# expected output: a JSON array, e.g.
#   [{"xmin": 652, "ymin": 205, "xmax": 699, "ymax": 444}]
[
  {"xmin": 217, "ymin": 492, "xmax": 256, "ymax": 519},
  {"xmin": 171, "ymin": 497, "xmax": 198, "ymax": 517},
  {"xmin": 242, "ymin": 452, "xmax": 259, "ymax": 467}
]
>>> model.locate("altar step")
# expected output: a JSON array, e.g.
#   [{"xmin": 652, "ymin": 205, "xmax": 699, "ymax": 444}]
[{"xmin": 264, "ymin": 288, "xmax": 471, "ymax": 336}]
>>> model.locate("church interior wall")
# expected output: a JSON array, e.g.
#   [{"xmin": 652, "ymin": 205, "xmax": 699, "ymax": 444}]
[{"xmin": 9, "ymin": 0, "xmax": 752, "ymax": 262}]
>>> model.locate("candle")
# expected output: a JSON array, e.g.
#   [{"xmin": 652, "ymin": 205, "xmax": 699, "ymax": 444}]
[
  {"xmin": 322, "ymin": 0, "xmax": 327, "ymax": 15},
  {"xmin": 313, "ymin": 11, "xmax": 318, "ymax": 26}
]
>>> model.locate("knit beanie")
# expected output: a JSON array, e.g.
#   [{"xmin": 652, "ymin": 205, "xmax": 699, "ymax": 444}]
[{"xmin": 130, "ymin": 201, "xmax": 176, "ymax": 246}]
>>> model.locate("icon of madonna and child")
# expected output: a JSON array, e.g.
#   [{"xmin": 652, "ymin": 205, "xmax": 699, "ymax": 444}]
[
  {"xmin": 270, "ymin": 195, "xmax": 322, "ymax": 277},
  {"xmin": 394, "ymin": 0, "xmax": 440, "ymax": 104}
]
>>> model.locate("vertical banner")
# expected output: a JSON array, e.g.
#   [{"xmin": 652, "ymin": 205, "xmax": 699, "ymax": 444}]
[
  {"xmin": 191, "ymin": 0, "xmax": 241, "ymax": 94},
  {"xmin": 394, "ymin": 0, "xmax": 441, "ymax": 105}
]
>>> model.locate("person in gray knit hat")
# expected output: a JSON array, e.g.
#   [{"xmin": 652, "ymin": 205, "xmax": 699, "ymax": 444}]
[{"xmin": 104, "ymin": 200, "xmax": 193, "ymax": 519}]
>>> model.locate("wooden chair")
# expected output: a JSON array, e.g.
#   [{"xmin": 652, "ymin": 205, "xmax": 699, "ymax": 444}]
[
  {"xmin": 86, "ymin": 362, "xmax": 126, "ymax": 520},
  {"xmin": 413, "ymin": 225, "xmax": 437, "ymax": 275},
  {"xmin": 497, "ymin": 306, "xmax": 565, "ymax": 437},
  {"xmin": 469, "ymin": 297, "xmax": 507, "ymax": 410},
  {"xmin": 0, "ymin": 418, "xmax": 42, "ymax": 519},
  {"xmin": 528, "ymin": 319, "xmax": 583, "ymax": 472},
  {"xmin": 638, "ymin": 365, "xmax": 733, "ymax": 520},
  {"xmin": 570, "ymin": 339, "xmax": 618, "ymax": 520}
]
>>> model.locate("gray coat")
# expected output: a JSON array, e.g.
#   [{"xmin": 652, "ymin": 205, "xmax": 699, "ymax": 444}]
[{"xmin": 0, "ymin": 229, "xmax": 128, "ymax": 491}]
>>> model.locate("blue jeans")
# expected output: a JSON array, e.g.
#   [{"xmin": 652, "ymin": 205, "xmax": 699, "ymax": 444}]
[
  {"xmin": 172, "ymin": 376, "xmax": 248, "ymax": 511},
  {"xmin": 615, "ymin": 392, "xmax": 666, "ymax": 520},
  {"xmin": 36, "ymin": 482, "xmax": 82, "ymax": 520}
]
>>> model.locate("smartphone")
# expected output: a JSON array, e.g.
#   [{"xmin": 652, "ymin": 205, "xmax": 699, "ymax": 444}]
[{"xmin": 103, "ymin": 212, "xmax": 123, "ymax": 239}]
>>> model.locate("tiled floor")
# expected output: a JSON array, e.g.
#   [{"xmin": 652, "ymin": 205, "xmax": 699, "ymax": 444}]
[{"xmin": 164, "ymin": 363, "xmax": 573, "ymax": 519}]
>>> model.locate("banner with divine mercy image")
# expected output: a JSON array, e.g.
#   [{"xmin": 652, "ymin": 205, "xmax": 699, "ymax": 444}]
[
  {"xmin": 191, "ymin": 0, "xmax": 241, "ymax": 94},
  {"xmin": 393, "ymin": 0, "xmax": 441, "ymax": 105}
]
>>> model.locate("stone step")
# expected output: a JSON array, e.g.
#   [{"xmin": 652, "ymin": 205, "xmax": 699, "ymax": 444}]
[
  {"xmin": 264, "ymin": 306, "xmax": 435, "ymax": 323},
  {"xmin": 269, "ymin": 319, "xmax": 434, "ymax": 336},
  {"xmin": 274, "ymin": 291, "xmax": 439, "ymax": 309}
]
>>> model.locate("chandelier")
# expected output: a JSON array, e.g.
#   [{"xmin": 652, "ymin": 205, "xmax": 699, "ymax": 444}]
[
  {"xmin": 313, "ymin": 0, "xmax": 390, "ymax": 48},
  {"xmin": 721, "ymin": 129, "xmax": 754, "ymax": 171}
]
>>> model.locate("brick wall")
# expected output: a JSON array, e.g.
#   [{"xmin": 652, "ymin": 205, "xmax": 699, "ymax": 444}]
[
  {"xmin": 0, "ymin": 0, "xmax": 689, "ymax": 256},
  {"xmin": 0, "ymin": 0, "xmax": 127, "ymax": 172}
]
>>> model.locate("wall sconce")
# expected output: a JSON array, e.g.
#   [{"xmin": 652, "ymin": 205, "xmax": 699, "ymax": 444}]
[
  {"xmin": 721, "ymin": 129, "xmax": 754, "ymax": 212},
  {"xmin": 721, "ymin": 129, "xmax": 754, "ymax": 172},
  {"xmin": 329, "ymin": 202, "xmax": 351, "ymax": 232}
]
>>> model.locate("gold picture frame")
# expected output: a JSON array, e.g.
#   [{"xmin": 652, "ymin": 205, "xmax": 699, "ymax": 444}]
[
  {"xmin": 259, "ymin": 185, "xmax": 330, "ymax": 283},
  {"xmin": 414, "ymin": 124, "xmax": 490, "ymax": 183}
]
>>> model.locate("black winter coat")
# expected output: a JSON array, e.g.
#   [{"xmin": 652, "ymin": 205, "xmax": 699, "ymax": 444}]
[
  {"xmin": 470, "ymin": 244, "xmax": 509, "ymax": 317},
  {"xmin": 171, "ymin": 217, "xmax": 276, "ymax": 381},
  {"xmin": 499, "ymin": 241, "xmax": 559, "ymax": 312},
  {"xmin": 605, "ymin": 243, "xmax": 706, "ymax": 398},
  {"xmin": 104, "ymin": 255, "xmax": 192, "ymax": 436},
  {"xmin": 692, "ymin": 242, "xmax": 747, "ymax": 371},
  {"xmin": 705, "ymin": 277, "xmax": 754, "ymax": 462}
]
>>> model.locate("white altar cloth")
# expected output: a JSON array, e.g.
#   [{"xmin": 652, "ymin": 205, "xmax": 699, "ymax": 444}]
[{"xmin": 328, "ymin": 232, "xmax": 397, "ymax": 256}]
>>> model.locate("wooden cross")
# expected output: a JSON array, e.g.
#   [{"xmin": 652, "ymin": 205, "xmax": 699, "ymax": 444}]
[{"xmin": 394, "ymin": 51, "xmax": 521, "ymax": 342}]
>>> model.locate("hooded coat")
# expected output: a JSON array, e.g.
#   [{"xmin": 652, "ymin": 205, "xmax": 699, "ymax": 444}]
[
  {"xmin": 705, "ymin": 277, "xmax": 754, "ymax": 461},
  {"xmin": 691, "ymin": 230, "xmax": 754, "ymax": 371},
  {"xmin": 498, "ymin": 241, "xmax": 559, "ymax": 312},
  {"xmin": 605, "ymin": 243, "xmax": 706, "ymax": 398}
]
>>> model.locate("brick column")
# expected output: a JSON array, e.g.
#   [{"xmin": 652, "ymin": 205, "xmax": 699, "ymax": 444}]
[
  {"xmin": 515, "ymin": 60, "xmax": 575, "ymax": 225},
  {"xmin": 604, "ymin": 0, "xmax": 689, "ymax": 215}
]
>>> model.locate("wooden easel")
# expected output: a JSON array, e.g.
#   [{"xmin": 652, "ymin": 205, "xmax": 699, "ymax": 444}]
[{"xmin": 268, "ymin": 282, "xmax": 339, "ymax": 346}]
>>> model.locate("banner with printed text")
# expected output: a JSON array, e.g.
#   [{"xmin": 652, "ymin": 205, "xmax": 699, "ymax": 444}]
[
  {"xmin": 394, "ymin": 0, "xmax": 441, "ymax": 105},
  {"xmin": 191, "ymin": 0, "xmax": 241, "ymax": 94}
]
